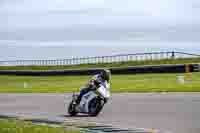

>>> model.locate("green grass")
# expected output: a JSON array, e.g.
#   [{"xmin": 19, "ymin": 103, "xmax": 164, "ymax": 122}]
[
  {"xmin": 0, "ymin": 58, "xmax": 199, "ymax": 70},
  {"xmin": 0, "ymin": 72, "xmax": 200, "ymax": 93},
  {"xmin": 0, "ymin": 119, "xmax": 79, "ymax": 133}
]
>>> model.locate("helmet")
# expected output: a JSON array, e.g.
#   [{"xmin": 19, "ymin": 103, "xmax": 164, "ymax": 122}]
[{"xmin": 100, "ymin": 69, "xmax": 111, "ymax": 82}]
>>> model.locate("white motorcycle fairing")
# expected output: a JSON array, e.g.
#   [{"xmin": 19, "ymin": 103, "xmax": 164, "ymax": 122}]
[
  {"xmin": 97, "ymin": 81, "xmax": 110, "ymax": 99},
  {"xmin": 77, "ymin": 82, "xmax": 110, "ymax": 113},
  {"xmin": 78, "ymin": 91, "xmax": 97, "ymax": 113}
]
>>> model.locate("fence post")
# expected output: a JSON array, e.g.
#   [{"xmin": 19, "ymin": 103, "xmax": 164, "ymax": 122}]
[
  {"xmin": 95, "ymin": 57, "xmax": 97, "ymax": 64},
  {"xmin": 45, "ymin": 60, "xmax": 48, "ymax": 66},
  {"xmin": 63, "ymin": 59, "xmax": 66, "ymax": 65},
  {"xmin": 65, "ymin": 59, "xmax": 67, "ymax": 65},
  {"xmin": 145, "ymin": 53, "xmax": 148, "ymax": 61},
  {"xmin": 111, "ymin": 56, "xmax": 113, "ymax": 63},
  {"xmin": 42, "ymin": 60, "xmax": 44, "ymax": 66},
  {"xmin": 171, "ymin": 51, "xmax": 175, "ymax": 59}
]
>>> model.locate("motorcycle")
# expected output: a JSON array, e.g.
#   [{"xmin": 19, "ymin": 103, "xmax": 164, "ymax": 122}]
[{"xmin": 67, "ymin": 81, "xmax": 110, "ymax": 117}]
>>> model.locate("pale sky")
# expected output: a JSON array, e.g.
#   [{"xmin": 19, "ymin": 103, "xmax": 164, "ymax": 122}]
[{"xmin": 0, "ymin": 0, "xmax": 200, "ymax": 60}]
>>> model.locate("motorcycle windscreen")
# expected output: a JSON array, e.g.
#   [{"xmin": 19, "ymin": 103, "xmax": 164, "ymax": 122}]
[{"xmin": 97, "ymin": 85, "xmax": 110, "ymax": 98}]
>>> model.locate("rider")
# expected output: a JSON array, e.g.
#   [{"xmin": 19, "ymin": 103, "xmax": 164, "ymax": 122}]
[{"xmin": 76, "ymin": 69, "xmax": 111, "ymax": 104}]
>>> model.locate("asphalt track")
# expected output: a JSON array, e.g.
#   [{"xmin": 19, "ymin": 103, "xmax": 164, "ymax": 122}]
[{"xmin": 0, "ymin": 93, "xmax": 200, "ymax": 133}]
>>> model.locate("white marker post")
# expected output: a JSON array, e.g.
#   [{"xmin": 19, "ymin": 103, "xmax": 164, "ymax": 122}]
[
  {"xmin": 177, "ymin": 76, "xmax": 185, "ymax": 84},
  {"xmin": 23, "ymin": 82, "xmax": 28, "ymax": 89}
]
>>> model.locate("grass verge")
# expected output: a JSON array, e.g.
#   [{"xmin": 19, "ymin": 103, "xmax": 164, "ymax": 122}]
[
  {"xmin": 0, "ymin": 72, "xmax": 200, "ymax": 93},
  {"xmin": 0, "ymin": 119, "xmax": 79, "ymax": 133}
]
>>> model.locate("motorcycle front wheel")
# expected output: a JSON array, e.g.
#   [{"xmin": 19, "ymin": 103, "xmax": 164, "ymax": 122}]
[
  {"xmin": 68, "ymin": 101, "xmax": 78, "ymax": 116},
  {"xmin": 88, "ymin": 98, "xmax": 104, "ymax": 117}
]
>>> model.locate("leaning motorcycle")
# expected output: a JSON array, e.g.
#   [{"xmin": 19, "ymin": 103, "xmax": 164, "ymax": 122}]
[{"xmin": 67, "ymin": 81, "xmax": 110, "ymax": 117}]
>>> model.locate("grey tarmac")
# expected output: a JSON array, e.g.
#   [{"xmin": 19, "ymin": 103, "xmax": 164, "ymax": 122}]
[{"xmin": 0, "ymin": 93, "xmax": 200, "ymax": 133}]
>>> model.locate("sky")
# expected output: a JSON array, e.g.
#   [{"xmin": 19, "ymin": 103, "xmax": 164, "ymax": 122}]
[{"xmin": 0, "ymin": 0, "xmax": 200, "ymax": 60}]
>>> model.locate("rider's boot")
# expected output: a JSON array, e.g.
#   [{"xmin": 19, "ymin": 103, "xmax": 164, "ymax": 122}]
[{"xmin": 75, "ymin": 95, "xmax": 81, "ymax": 104}]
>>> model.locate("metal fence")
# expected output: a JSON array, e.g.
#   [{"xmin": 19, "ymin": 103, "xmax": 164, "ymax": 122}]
[{"xmin": 0, "ymin": 51, "xmax": 199, "ymax": 66}]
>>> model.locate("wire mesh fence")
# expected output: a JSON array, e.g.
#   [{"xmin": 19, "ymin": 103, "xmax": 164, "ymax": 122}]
[{"xmin": 0, "ymin": 51, "xmax": 199, "ymax": 66}]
